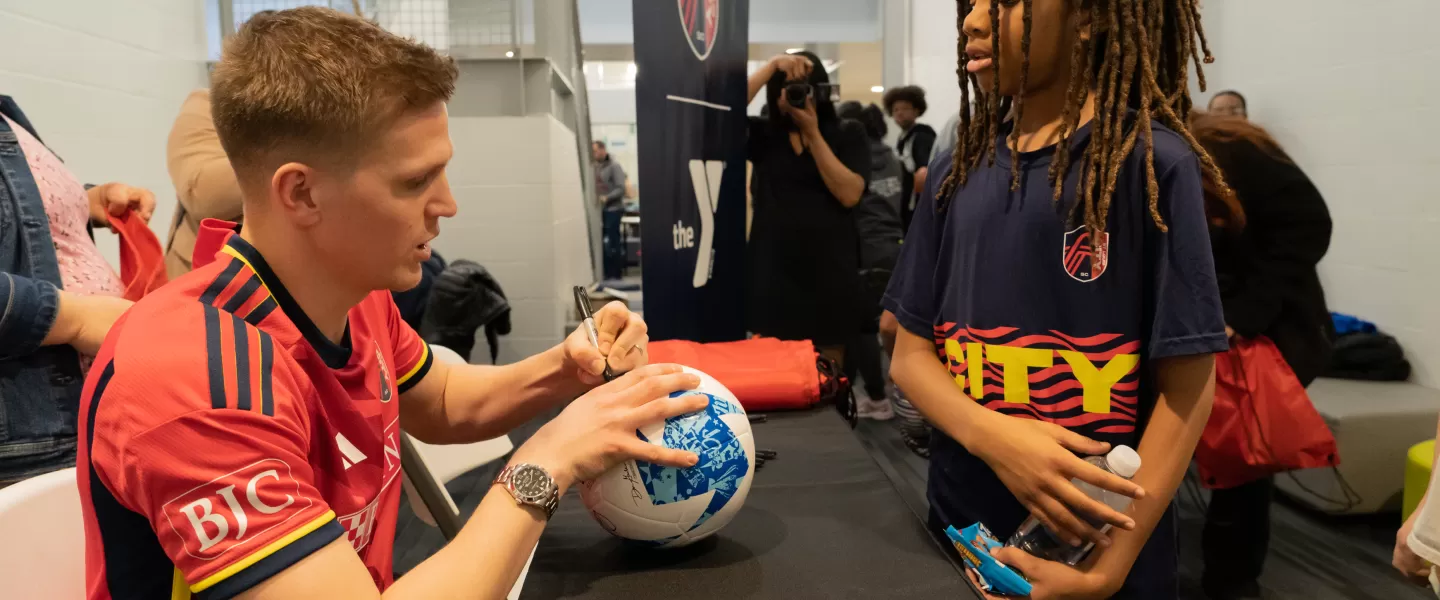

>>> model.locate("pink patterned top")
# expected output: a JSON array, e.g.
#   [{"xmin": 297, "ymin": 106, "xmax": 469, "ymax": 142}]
[
  {"xmin": 5, "ymin": 115, "xmax": 122, "ymax": 368},
  {"xmin": 4, "ymin": 115, "xmax": 123, "ymax": 299}
]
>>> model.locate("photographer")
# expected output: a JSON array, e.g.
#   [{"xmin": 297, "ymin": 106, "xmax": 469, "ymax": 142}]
[{"xmin": 744, "ymin": 52, "xmax": 870, "ymax": 363}]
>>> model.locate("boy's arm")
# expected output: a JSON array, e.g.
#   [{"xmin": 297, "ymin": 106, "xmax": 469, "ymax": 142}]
[{"xmin": 1089, "ymin": 353, "xmax": 1215, "ymax": 589}]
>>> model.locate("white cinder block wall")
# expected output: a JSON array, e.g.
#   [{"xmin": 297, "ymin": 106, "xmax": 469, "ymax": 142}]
[
  {"xmin": 0, "ymin": 0, "xmax": 209, "ymax": 268},
  {"xmin": 439, "ymin": 115, "xmax": 590, "ymax": 364},
  {"xmin": 1198, "ymin": 0, "xmax": 1440, "ymax": 387}
]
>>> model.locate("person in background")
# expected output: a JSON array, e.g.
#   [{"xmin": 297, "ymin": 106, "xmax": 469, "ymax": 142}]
[
  {"xmin": 1208, "ymin": 90, "xmax": 1248, "ymax": 120},
  {"xmin": 744, "ymin": 51, "xmax": 869, "ymax": 366},
  {"xmin": 165, "ymin": 88, "xmax": 243, "ymax": 278},
  {"xmin": 934, "ymin": 110, "xmax": 962, "ymax": 166},
  {"xmin": 836, "ymin": 101, "xmax": 901, "ymax": 419},
  {"xmin": 1192, "ymin": 112, "xmax": 1333, "ymax": 600},
  {"xmin": 0, "ymin": 94, "xmax": 155, "ymax": 486},
  {"xmin": 1398, "ymin": 421, "xmax": 1440, "ymax": 596},
  {"xmin": 882, "ymin": 85, "xmax": 936, "ymax": 227},
  {"xmin": 594, "ymin": 141, "xmax": 628, "ymax": 281}
]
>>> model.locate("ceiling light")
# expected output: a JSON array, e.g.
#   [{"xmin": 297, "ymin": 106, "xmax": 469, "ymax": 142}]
[{"xmin": 871, "ymin": 85, "xmax": 884, "ymax": 93}]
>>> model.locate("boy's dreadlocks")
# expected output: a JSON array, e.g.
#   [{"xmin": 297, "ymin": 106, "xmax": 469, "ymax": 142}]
[{"xmin": 936, "ymin": 0, "xmax": 1228, "ymax": 234}]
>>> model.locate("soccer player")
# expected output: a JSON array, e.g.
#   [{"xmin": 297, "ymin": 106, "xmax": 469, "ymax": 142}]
[
  {"xmin": 886, "ymin": 1, "xmax": 1228, "ymax": 598},
  {"xmin": 76, "ymin": 8, "xmax": 706, "ymax": 599}
]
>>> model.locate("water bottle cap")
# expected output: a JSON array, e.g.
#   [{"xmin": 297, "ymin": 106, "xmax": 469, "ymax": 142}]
[{"xmin": 1107, "ymin": 445, "xmax": 1142, "ymax": 478}]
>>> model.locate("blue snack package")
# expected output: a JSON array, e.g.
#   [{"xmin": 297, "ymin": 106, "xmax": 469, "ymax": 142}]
[{"xmin": 945, "ymin": 523, "xmax": 1034, "ymax": 597}]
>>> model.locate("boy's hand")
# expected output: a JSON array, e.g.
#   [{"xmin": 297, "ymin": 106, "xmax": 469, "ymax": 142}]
[
  {"xmin": 970, "ymin": 414, "xmax": 1145, "ymax": 548},
  {"xmin": 976, "ymin": 547, "xmax": 1116, "ymax": 600}
]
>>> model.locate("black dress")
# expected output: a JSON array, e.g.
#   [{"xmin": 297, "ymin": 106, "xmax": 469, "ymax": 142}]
[{"xmin": 745, "ymin": 117, "xmax": 870, "ymax": 347}]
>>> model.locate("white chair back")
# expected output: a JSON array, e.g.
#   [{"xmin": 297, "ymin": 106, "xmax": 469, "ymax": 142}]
[
  {"xmin": 404, "ymin": 345, "xmax": 528, "ymax": 599},
  {"xmin": 0, "ymin": 468, "xmax": 85, "ymax": 599}
]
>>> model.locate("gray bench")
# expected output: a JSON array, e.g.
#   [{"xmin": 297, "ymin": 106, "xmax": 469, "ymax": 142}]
[{"xmin": 1275, "ymin": 378, "xmax": 1440, "ymax": 514}]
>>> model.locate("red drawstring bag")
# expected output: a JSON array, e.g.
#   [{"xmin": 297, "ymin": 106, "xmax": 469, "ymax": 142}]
[
  {"xmin": 649, "ymin": 337, "xmax": 842, "ymax": 413},
  {"xmin": 1194, "ymin": 336, "xmax": 1339, "ymax": 489},
  {"xmin": 107, "ymin": 211, "xmax": 168, "ymax": 301}
]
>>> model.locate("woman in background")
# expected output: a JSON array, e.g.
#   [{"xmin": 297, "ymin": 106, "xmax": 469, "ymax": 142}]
[
  {"xmin": 743, "ymin": 52, "xmax": 869, "ymax": 363},
  {"xmin": 1192, "ymin": 111, "xmax": 1334, "ymax": 600}
]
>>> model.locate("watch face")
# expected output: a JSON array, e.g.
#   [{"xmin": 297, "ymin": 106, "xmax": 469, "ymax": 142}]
[{"xmin": 511, "ymin": 465, "xmax": 551, "ymax": 502}]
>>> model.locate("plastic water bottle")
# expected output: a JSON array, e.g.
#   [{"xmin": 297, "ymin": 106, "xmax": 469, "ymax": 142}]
[{"xmin": 1006, "ymin": 445, "xmax": 1142, "ymax": 566}]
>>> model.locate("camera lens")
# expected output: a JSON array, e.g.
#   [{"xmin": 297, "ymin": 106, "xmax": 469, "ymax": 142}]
[{"xmin": 785, "ymin": 83, "xmax": 810, "ymax": 108}]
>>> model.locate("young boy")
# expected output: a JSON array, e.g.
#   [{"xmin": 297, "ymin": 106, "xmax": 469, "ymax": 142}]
[
  {"xmin": 886, "ymin": 1, "xmax": 1227, "ymax": 598},
  {"xmin": 76, "ymin": 8, "xmax": 706, "ymax": 599}
]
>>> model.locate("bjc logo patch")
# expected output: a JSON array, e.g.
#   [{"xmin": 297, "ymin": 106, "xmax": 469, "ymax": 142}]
[{"xmin": 162, "ymin": 458, "xmax": 313, "ymax": 560}]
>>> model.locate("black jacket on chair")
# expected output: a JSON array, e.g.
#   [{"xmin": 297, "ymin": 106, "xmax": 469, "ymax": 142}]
[
  {"xmin": 419, "ymin": 260, "xmax": 512, "ymax": 363},
  {"xmin": 1208, "ymin": 140, "xmax": 1334, "ymax": 385}
]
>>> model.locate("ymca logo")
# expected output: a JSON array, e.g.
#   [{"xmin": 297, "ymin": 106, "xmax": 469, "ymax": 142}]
[
  {"xmin": 678, "ymin": 0, "xmax": 720, "ymax": 61},
  {"xmin": 1062, "ymin": 226, "xmax": 1109, "ymax": 283},
  {"xmin": 686, "ymin": 159, "xmax": 724, "ymax": 288},
  {"xmin": 162, "ymin": 459, "xmax": 312, "ymax": 559}
]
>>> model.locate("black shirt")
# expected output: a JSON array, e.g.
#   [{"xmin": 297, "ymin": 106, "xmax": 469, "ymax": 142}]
[
  {"xmin": 1206, "ymin": 140, "xmax": 1334, "ymax": 384},
  {"xmin": 746, "ymin": 117, "xmax": 870, "ymax": 346}
]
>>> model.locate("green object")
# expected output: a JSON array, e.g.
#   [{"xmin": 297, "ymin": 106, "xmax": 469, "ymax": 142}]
[{"xmin": 1404, "ymin": 439, "xmax": 1436, "ymax": 522}]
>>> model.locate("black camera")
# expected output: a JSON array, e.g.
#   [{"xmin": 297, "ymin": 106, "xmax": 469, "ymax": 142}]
[
  {"xmin": 784, "ymin": 82, "xmax": 839, "ymax": 108},
  {"xmin": 784, "ymin": 82, "xmax": 812, "ymax": 108}
]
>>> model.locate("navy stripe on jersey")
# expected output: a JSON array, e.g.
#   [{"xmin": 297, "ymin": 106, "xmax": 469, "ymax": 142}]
[
  {"xmin": 222, "ymin": 274, "xmax": 263, "ymax": 314},
  {"xmin": 397, "ymin": 346, "xmax": 434, "ymax": 395},
  {"xmin": 85, "ymin": 361, "xmax": 115, "ymax": 450},
  {"xmin": 200, "ymin": 260, "xmax": 243, "ymax": 305},
  {"xmin": 204, "ymin": 305, "xmax": 226, "ymax": 409},
  {"xmin": 246, "ymin": 297, "xmax": 278, "ymax": 326},
  {"xmin": 86, "ymin": 362, "xmax": 175, "ymax": 599},
  {"xmin": 226, "ymin": 236, "xmax": 353, "ymax": 369},
  {"xmin": 194, "ymin": 520, "xmax": 343, "ymax": 600},
  {"xmin": 231, "ymin": 314, "xmax": 252, "ymax": 412},
  {"xmin": 259, "ymin": 331, "xmax": 276, "ymax": 417}
]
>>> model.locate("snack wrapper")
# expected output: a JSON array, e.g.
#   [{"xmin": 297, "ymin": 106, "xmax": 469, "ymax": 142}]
[{"xmin": 945, "ymin": 523, "xmax": 1033, "ymax": 597}]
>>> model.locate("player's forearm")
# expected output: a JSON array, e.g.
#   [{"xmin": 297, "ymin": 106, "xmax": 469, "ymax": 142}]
[
  {"xmin": 803, "ymin": 130, "xmax": 863, "ymax": 208},
  {"xmin": 890, "ymin": 326, "xmax": 997, "ymax": 448},
  {"xmin": 1090, "ymin": 354, "xmax": 1215, "ymax": 586},
  {"xmin": 386, "ymin": 486, "xmax": 548, "ymax": 599},
  {"xmin": 424, "ymin": 346, "xmax": 587, "ymax": 444}
]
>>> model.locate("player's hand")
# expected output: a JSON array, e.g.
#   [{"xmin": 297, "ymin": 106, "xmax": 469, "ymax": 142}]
[
  {"xmin": 970, "ymin": 414, "xmax": 1144, "ymax": 548},
  {"xmin": 965, "ymin": 547, "xmax": 1115, "ymax": 600},
  {"xmin": 42, "ymin": 290, "xmax": 133, "ymax": 355},
  {"xmin": 87, "ymin": 182, "xmax": 155, "ymax": 226},
  {"xmin": 1395, "ymin": 511, "xmax": 1433, "ymax": 584},
  {"xmin": 511, "ymin": 364, "xmax": 704, "ymax": 490},
  {"xmin": 563, "ymin": 300, "xmax": 648, "ymax": 385},
  {"xmin": 770, "ymin": 53, "xmax": 812, "ymax": 82},
  {"xmin": 782, "ymin": 96, "xmax": 820, "ymax": 138}
]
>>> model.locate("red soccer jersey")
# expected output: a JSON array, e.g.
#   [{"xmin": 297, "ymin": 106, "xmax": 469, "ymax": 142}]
[{"xmin": 77, "ymin": 221, "xmax": 434, "ymax": 599}]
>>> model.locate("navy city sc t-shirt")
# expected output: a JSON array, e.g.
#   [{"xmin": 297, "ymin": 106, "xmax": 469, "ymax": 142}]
[{"xmin": 883, "ymin": 119, "xmax": 1227, "ymax": 597}]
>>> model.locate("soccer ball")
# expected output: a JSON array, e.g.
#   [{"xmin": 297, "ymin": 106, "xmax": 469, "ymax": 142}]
[{"xmin": 579, "ymin": 367, "xmax": 755, "ymax": 548}]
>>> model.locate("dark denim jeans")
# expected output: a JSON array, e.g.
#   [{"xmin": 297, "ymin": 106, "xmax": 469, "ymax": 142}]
[{"xmin": 602, "ymin": 208, "xmax": 625, "ymax": 281}]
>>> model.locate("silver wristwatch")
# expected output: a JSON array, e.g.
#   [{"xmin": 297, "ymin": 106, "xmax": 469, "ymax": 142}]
[{"xmin": 493, "ymin": 463, "xmax": 560, "ymax": 520}]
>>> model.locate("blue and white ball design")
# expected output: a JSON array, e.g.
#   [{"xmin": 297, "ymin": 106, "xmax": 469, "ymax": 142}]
[{"xmin": 580, "ymin": 367, "xmax": 755, "ymax": 548}]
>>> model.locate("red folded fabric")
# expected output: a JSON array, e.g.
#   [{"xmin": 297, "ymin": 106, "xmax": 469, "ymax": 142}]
[
  {"xmin": 192, "ymin": 218, "xmax": 240, "ymax": 270},
  {"xmin": 107, "ymin": 211, "xmax": 169, "ymax": 301},
  {"xmin": 649, "ymin": 337, "xmax": 823, "ymax": 411}
]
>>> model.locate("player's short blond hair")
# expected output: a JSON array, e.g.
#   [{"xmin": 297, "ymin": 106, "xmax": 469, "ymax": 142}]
[{"xmin": 210, "ymin": 6, "xmax": 457, "ymax": 179}]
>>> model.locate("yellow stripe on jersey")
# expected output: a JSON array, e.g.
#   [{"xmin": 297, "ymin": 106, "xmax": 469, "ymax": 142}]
[
  {"xmin": 189, "ymin": 510, "xmax": 337, "ymax": 593},
  {"xmin": 221, "ymin": 245, "xmax": 268, "ymax": 289},
  {"xmin": 397, "ymin": 343, "xmax": 431, "ymax": 385},
  {"xmin": 171, "ymin": 567, "xmax": 191, "ymax": 600}
]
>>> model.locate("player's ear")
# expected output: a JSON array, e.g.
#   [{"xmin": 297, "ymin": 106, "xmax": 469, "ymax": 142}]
[{"xmin": 272, "ymin": 163, "xmax": 321, "ymax": 226}]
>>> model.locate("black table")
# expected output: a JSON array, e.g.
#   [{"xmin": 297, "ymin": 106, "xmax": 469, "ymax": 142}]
[{"xmin": 521, "ymin": 408, "xmax": 977, "ymax": 599}]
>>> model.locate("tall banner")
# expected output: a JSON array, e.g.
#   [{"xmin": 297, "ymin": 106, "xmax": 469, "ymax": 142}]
[{"xmin": 633, "ymin": 0, "xmax": 749, "ymax": 343}]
